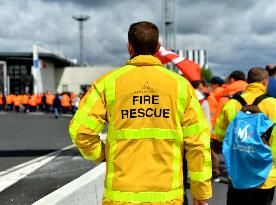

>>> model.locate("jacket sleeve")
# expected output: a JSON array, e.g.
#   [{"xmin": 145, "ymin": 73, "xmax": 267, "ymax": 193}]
[
  {"xmin": 181, "ymin": 83, "xmax": 212, "ymax": 200},
  {"xmin": 213, "ymin": 100, "xmax": 239, "ymax": 142},
  {"xmin": 69, "ymin": 77, "xmax": 107, "ymax": 162},
  {"xmin": 213, "ymin": 109, "xmax": 228, "ymax": 142}
]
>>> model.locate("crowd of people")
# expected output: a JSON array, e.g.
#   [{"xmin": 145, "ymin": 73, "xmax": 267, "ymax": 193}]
[
  {"xmin": 0, "ymin": 91, "xmax": 82, "ymax": 118},
  {"xmin": 189, "ymin": 64, "xmax": 276, "ymax": 205},
  {"xmin": 191, "ymin": 64, "xmax": 276, "ymax": 178}
]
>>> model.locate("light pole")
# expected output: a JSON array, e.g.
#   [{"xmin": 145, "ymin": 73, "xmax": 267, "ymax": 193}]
[
  {"xmin": 163, "ymin": 0, "xmax": 176, "ymax": 50},
  {"xmin": 72, "ymin": 15, "xmax": 90, "ymax": 66}
]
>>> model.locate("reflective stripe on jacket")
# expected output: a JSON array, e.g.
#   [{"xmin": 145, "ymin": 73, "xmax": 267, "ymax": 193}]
[
  {"xmin": 214, "ymin": 83, "xmax": 276, "ymax": 189},
  {"xmin": 212, "ymin": 81, "xmax": 247, "ymax": 140},
  {"xmin": 69, "ymin": 55, "xmax": 212, "ymax": 204}
]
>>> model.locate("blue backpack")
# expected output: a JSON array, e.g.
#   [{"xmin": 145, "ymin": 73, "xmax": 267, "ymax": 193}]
[{"xmin": 223, "ymin": 94, "xmax": 275, "ymax": 189}]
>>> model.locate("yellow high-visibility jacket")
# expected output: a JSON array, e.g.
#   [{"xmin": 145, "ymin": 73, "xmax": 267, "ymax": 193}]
[
  {"xmin": 214, "ymin": 82, "xmax": 276, "ymax": 189},
  {"xmin": 69, "ymin": 55, "xmax": 212, "ymax": 204}
]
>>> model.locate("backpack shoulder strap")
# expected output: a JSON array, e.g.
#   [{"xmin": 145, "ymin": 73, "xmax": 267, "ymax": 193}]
[
  {"xmin": 252, "ymin": 94, "xmax": 270, "ymax": 106},
  {"xmin": 233, "ymin": 94, "xmax": 247, "ymax": 106}
]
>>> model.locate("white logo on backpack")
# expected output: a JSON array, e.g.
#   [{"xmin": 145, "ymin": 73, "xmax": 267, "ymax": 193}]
[{"xmin": 235, "ymin": 120, "xmax": 253, "ymax": 142}]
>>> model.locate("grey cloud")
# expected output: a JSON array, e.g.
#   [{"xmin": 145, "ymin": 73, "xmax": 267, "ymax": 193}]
[
  {"xmin": 178, "ymin": 0, "xmax": 256, "ymax": 11},
  {"xmin": 176, "ymin": 0, "xmax": 256, "ymax": 35},
  {"xmin": 248, "ymin": 2, "xmax": 276, "ymax": 35},
  {"xmin": 41, "ymin": 0, "xmax": 115, "ymax": 9}
]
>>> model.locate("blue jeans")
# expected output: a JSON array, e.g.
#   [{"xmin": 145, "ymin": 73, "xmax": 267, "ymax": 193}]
[{"xmin": 54, "ymin": 108, "xmax": 59, "ymax": 118}]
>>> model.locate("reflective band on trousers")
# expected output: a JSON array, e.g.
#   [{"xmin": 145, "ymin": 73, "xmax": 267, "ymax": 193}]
[{"xmin": 104, "ymin": 188, "xmax": 183, "ymax": 203}]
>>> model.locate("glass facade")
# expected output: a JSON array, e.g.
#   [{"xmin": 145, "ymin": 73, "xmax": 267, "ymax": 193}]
[
  {"xmin": 0, "ymin": 53, "xmax": 73, "ymax": 95},
  {"xmin": 0, "ymin": 64, "xmax": 4, "ymax": 94},
  {"xmin": 8, "ymin": 65, "xmax": 33, "ymax": 94}
]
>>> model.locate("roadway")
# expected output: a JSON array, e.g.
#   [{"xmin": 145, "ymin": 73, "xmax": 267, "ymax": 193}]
[
  {"xmin": 0, "ymin": 111, "xmax": 275, "ymax": 205},
  {"xmin": 0, "ymin": 112, "xmax": 97, "ymax": 205}
]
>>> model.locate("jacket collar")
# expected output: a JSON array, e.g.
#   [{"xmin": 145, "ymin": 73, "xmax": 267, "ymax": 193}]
[
  {"xmin": 126, "ymin": 55, "xmax": 163, "ymax": 66},
  {"xmin": 244, "ymin": 82, "xmax": 267, "ymax": 94}
]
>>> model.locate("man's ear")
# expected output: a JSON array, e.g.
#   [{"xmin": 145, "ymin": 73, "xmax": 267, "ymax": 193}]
[
  {"xmin": 156, "ymin": 42, "xmax": 161, "ymax": 53},
  {"xmin": 153, "ymin": 42, "xmax": 161, "ymax": 56},
  {"xmin": 229, "ymin": 78, "xmax": 235, "ymax": 83},
  {"xmin": 262, "ymin": 74, "xmax": 269, "ymax": 88},
  {"xmin": 127, "ymin": 42, "xmax": 134, "ymax": 57},
  {"xmin": 127, "ymin": 42, "xmax": 131, "ymax": 54}
]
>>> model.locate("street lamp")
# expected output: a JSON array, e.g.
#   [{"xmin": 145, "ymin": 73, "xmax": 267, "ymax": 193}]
[{"xmin": 72, "ymin": 15, "xmax": 90, "ymax": 66}]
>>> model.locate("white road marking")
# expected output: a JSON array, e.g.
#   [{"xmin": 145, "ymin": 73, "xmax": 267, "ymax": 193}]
[
  {"xmin": 61, "ymin": 113, "xmax": 73, "ymax": 118},
  {"xmin": 0, "ymin": 144, "xmax": 75, "ymax": 192},
  {"xmin": 27, "ymin": 112, "xmax": 45, "ymax": 115}
]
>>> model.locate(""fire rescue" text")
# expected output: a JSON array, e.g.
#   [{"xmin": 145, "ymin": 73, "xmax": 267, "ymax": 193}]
[{"xmin": 121, "ymin": 95, "xmax": 170, "ymax": 119}]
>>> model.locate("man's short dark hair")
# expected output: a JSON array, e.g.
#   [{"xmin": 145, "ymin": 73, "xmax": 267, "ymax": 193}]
[
  {"xmin": 210, "ymin": 76, "xmax": 224, "ymax": 86},
  {"xmin": 190, "ymin": 80, "xmax": 202, "ymax": 89},
  {"xmin": 228, "ymin": 70, "xmax": 246, "ymax": 81},
  {"xmin": 128, "ymin": 21, "xmax": 159, "ymax": 55},
  {"xmin": 265, "ymin": 64, "xmax": 276, "ymax": 76},
  {"xmin": 247, "ymin": 67, "xmax": 268, "ymax": 84}
]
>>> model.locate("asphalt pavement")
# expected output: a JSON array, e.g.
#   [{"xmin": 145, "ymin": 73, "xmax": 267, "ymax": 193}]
[{"xmin": 0, "ymin": 112, "xmax": 97, "ymax": 205}]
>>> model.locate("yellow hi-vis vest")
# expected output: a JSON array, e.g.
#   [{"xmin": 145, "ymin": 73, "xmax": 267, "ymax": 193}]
[{"xmin": 69, "ymin": 55, "xmax": 212, "ymax": 204}]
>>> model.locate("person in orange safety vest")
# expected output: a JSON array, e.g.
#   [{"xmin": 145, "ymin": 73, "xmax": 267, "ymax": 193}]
[
  {"xmin": 22, "ymin": 94, "xmax": 29, "ymax": 112},
  {"xmin": 61, "ymin": 93, "xmax": 70, "ymax": 114},
  {"xmin": 0, "ymin": 94, "xmax": 4, "ymax": 111},
  {"xmin": 29, "ymin": 94, "xmax": 37, "ymax": 112},
  {"xmin": 211, "ymin": 71, "xmax": 247, "ymax": 179},
  {"xmin": 206, "ymin": 77, "xmax": 226, "ymax": 128},
  {"xmin": 36, "ymin": 94, "xmax": 42, "ymax": 111},
  {"xmin": 13, "ymin": 94, "xmax": 22, "ymax": 112},
  {"xmin": 6, "ymin": 94, "xmax": 14, "ymax": 111},
  {"xmin": 46, "ymin": 93, "xmax": 55, "ymax": 112}
]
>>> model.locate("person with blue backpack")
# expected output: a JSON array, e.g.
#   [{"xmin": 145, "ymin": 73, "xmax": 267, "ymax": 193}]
[
  {"xmin": 213, "ymin": 67, "xmax": 276, "ymax": 205},
  {"xmin": 266, "ymin": 64, "xmax": 276, "ymax": 98}
]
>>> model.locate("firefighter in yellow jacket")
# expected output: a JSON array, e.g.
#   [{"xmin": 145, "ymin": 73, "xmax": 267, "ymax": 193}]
[
  {"xmin": 69, "ymin": 21, "xmax": 212, "ymax": 205},
  {"xmin": 214, "ymin": 67, "xmax": 276, "ymax": 205}
]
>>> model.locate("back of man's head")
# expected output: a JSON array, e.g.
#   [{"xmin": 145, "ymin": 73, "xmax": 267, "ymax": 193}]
[
  {"xmin": 190, "ymin": 80, "xmax": 202, "ymax": 89},
  {"xmin": 210, "ymin": 76, "xmax": 224, "ymax": 86},
  {"xmin": 128, "ymin": 21, "xmax": 159, "ymax": 55},
  {"xmin": 247, "ymin": 67, "xmax": 268, "ymax": 84},
  {"xmin": 265, "ymin": 64, "xmax": 276, "ymax": 76},
  {"xmin": 228, "ymin": 70, "xmax": 246, "ymax": 81}
]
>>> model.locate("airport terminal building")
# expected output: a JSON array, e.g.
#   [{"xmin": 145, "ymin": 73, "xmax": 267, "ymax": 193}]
[
  {"xmin": 0, "ymin": 52, "xmax": 74, "ymax": 94},
  {"xmin": 0, "ymin": 51, "xmax": 113, "ymax": 95}
]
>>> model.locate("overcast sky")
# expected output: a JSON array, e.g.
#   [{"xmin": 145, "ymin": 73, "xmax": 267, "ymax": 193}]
[{"xmin": 0, "ymin": 0, "xmax": 275, "ymax": 76}]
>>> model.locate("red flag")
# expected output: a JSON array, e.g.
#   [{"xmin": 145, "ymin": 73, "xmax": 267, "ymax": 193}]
[
  {"xmin": 40, "ymin": 59, "xmax": 47, "ymax": 69},
  {"xmin": 155, "ymin": 47, "xmax": 201, "ymax": 81}
]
